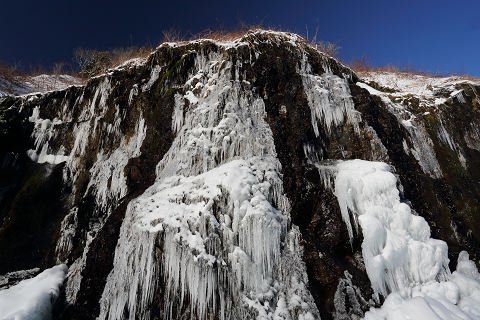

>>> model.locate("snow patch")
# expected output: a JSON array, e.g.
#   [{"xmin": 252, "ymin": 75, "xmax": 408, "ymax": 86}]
[
  {"xmin": 0, "ymin": 265, "xmax": 67, "ymax": 320},
  {"xmin": 364, "ymin": 251, "xmax": 480, "ymax": 320}
]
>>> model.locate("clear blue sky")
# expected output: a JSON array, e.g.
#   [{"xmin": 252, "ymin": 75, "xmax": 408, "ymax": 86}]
[{"xmin": 1, "ymin": 0, "xmax": 479, "ymax": 75}]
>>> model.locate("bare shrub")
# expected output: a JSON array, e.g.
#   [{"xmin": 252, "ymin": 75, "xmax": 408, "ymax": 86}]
[
  {"xmin": 162, "ymin": 28, "xmax": 184, "ymax": 42},
  {"xmin": 313, "ymin": 41, "xmax": 340, "ymax": 58},
  {"xmin": 109, "ymin": 47, "xmax": 152, "ymax": 67},
  {"xmin": 0, "ymin": 63, "xmax": 22, "ymax": 82},
  {"xmin": 73, "ymin": 48, "xmax": 112, "ymax": 78},
  {"xmin": 303, "ymin": 26, "xmax": 340, "ymax": 58},
  {"xmin": 193, "ymin": 29, "xmax": 249, "ymax": 41},
  {"xmin": 73, "ymin": 46, "xmax": 152, "ymax": 78},
  {"xmin": 349, "ymin": 58, "xmax": 371, "ymax": 73},
  {"xmin": 349, "ymin": 58, "xmax": 440, "ymax": 77}
]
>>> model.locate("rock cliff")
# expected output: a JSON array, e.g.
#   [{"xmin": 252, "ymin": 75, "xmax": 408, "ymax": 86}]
[{"xmin": 0, "ymin": 30, "xmax": 479, "ymax": 319}]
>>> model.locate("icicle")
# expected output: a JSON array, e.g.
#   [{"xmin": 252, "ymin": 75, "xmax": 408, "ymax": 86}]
[
  {"xmin": 299, "ymin": 62, "xmax": 360, "ymax": 137},
  {"xmin": 55, "ymin": 207, "xmax": 79, "ymax": 263},
  {"xmin": 84, "ymin": 114, "xmax": 146, "ymax": 210},
  {"xmin": 27, "ymin": 106, "xmax": 70, "ymax": 164}
]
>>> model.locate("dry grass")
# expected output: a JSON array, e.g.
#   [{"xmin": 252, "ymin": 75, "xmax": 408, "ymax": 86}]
[
  {"xmin": 349, "ymin": 58, "xmax": 451, "ymax": 78},
  {"xmin": 5, "ymin": 27, "xmax": 476, "ymax": 83},
  {"xmin": 109, "ymin": 47, "xmax": 152, "ymax": 67},
  {"xmin": 348, "ymin": 58, "xmax": 480, "ymax": 81},
  {"xmin": 0, "ymin": 63, "xmax": 23, "ymax": 82},
  {"xmin": 72, "ymin": 26, "xmax": 341, "ymax": 78},
  {"xmin": 161, "ymin": 25, "xmax": 263, "ymax": 43},
  {"xmin": 73, "ymin": 46, "xmax": 153, "ymax": 78},
  {"xmin": 192, "ymin": 29, "xmax": 251, "ymax": 41}
]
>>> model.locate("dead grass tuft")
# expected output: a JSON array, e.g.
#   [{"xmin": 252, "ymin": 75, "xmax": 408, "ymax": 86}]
[
  {"xmin": 348, "ymin": 58, "xmax": 466, "ymax": 79},
  {"xmin": 0, "ymin": 63, "xmax": 23, "ymax": 82},
  {"xmin": 73, "ymin": 46, "xmax": 153, "ymax": 78}
]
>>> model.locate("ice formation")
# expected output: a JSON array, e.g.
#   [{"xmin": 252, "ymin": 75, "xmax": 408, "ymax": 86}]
[
  {"xmin": 20, "ymin": 74, "xmax": 150, "ymax": 304},
  {"xmin": 27, "ymin": 106, "xmax": 70, "ymax": 165},
  {"xmin": 464, "ymin": 122, "xmax": 480, "ymax": 151},
  {"xmin": 0, "ymin": 265, "xmax": 67, "ymax": 320},
  {"xmin": 317, "ymin": 159, "xmax": 480, "ymax": 319},
  {"xmin": 98, "ymin": 48, "xmax": 319, "ymax": 320},
  {"xmin": 436, "ymin": 118, "xmax": 467, "ymax": 168},
  {"xmin": 300, "ymin": 57, "xmax": 360, "ymax": 137},
  {"xmin": 364, "ymin": 251, "xmax": 480, "ymax": 320}
]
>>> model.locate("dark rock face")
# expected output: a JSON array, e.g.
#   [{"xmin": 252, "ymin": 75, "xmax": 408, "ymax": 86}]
[
  {"xmin": 351, "ymin": 82, "xmax": 480, "ymax": 268},
  {"xmin": 0, "ymin": 31, "xmax": 479, "ymax": 319},
  {"xmin": 246, "ymin": 41, "xmax": 377, "ymax": 318}
]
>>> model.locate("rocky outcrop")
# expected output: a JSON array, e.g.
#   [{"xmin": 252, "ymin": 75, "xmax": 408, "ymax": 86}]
[{"xmin": 0, "ymin": 30, "xmax": 479, "ymax": 319}]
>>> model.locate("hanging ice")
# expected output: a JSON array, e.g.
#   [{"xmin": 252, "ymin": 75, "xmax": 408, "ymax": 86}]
[
  {"xmin": 317, "ymin": 159, "xmax": 480, "ymax": 319},
  {"xmin": 298, "ymin": 52, "xmax": 360, "ymax": 137},
  {"xmin": 317, "ymin": 160, "xmax": 450, "ymax": 295},
  {"xmin": 98, "ymin": 48, "xmax": 319, "ymax": 320}
]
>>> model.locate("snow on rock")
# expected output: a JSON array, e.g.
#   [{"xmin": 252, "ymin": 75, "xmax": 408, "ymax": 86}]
[
  {"xmin": 0, "ymin": 268, "xmax": 41, "ymax": 290},
  {"xmin": 0, "ymin": 75, "xmax": 82, "ymax": 97},
  {"xmin": 359, "ymin": 71, "xmax": 479, "ymax": 101},
  {"xmin": 0, "ymin": 265, "xmax": 67, "ymax": 320},
  {"xmin": 356, "ymin": 81, "xmax": 443, "ymax": 178},
  {"xmin": 357, "ymin": 71, "xmax": 479, "ymax": 175}
]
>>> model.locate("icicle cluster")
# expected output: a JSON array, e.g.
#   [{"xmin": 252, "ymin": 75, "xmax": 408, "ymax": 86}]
[
  {"xmin": 98, "ymin": 48, "xmax": 319, "ymax": 320},
  {"xmin": 63, "ymin": 78, "xmax": 147, "ymax": 303},
  {"xmin": 20, "ymin": 74, "xmax": 150, "ymax": 303},
  {"xmin": 464, "ymin": 121, "xmax": 480, "ymax": 151},
  {"xmin": 86, "ymin": 113, "xmax": 146, "ymax": 210},
  {"xmin": 27, "ymin": 106, "xmax": 70, "ymax": 164},
  {"xmin": 436, "ymin": 117, "xmax": 467, "ymax": 168},
  {"xmin": 397, "ymin": 113, "xmax": 443, "ymax": 178},
  {"xmin": 299, "ymin": 57, "xmax": 360, "ymax": 137}
]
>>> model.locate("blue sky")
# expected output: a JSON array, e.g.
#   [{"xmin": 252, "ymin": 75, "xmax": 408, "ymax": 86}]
[{"xmin": 1, "ymin": 0, "xmax": 479, "ymax": 75}]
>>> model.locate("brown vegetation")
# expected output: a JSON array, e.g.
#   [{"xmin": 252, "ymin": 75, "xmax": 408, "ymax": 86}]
[
  {"xmin": 348, "ymin": 58, "xmax": 480, "ymax": 81},
  {"xmin": 349, "ymin": 58, "xmax": 429, "ymax": 75},
  {"xmin": 2, "ymin": 27, "xmax": 477, "ymax": 82},
  {"xmin": 74, "ymin": 46, "xmax": 152, "ymax": 78},
  {"xmin": 0, "ymin": 63, "xmax": 23, "ymax": 82}
]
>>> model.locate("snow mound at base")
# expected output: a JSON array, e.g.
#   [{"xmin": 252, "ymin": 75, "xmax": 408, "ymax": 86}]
[
  {"xmin": 0, "ymin": 264, "xmax": 67, "ymax": 320},
  {"xmin": 365, "ymin": 251, "xmax": 480, "ymax": 320}
]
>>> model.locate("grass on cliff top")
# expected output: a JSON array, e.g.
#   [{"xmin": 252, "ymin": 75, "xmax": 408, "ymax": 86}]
[
  {"xmin": 2, "ymin": 27, "xmax": 477, "ymax": 82},
  {"xmin": 349, "ymin": 58, "xmax": 480, "ymax": 80}
]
